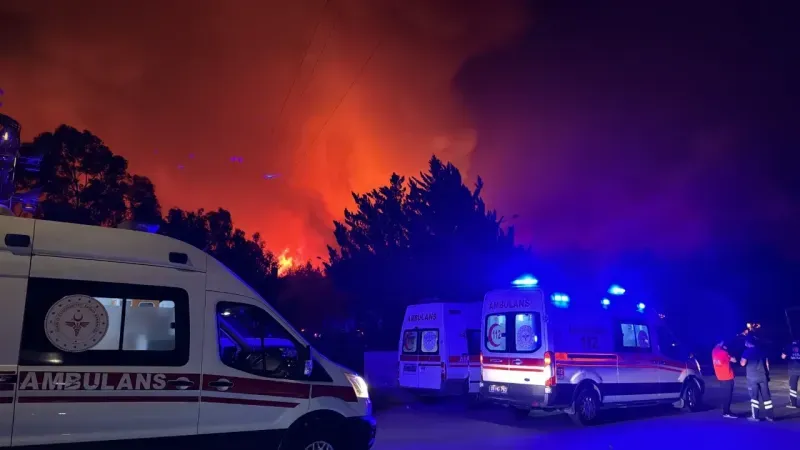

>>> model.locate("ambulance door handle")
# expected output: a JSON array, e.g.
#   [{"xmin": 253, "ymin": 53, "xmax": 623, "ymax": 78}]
[
  {"xmin": 167, "ymin": 379, "xmax": 195, "ymax": 388},
  {"xmin": 208, "ymin": 379, "xmax": 234, "ymax": 390}
]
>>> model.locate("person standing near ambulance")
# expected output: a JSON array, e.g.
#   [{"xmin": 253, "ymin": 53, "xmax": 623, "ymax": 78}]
[
  {"xmin": 740, "ymin": 337, "xmax": 774, "ymax": 422},
  {"xmin": 780, "ymin": 339, "xmax": 800, "ymax": 408},
  {"xmin": 712, "ymin": 340, "xmax": 737, "ymax": 418}
]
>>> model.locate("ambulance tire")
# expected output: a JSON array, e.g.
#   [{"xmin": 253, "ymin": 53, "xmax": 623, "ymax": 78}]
[
  {"xmin": 681, "ymin": 377, "xmax": 703, "ymax": 412},
  {"xmin": 569, "ymin": 386, "xmax": 600, "ymax": 426},
  {"xmin": 279, "ymin": 412, "xmax": 345, "ymax": 450}
]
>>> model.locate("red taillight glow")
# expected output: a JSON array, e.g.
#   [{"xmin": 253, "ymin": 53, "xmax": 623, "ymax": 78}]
[
  {"xmin": 479, "ymin": 352, "xmax": 483, "ymax": 365},
  {"xmin": 544, "ymin": 351, "xmax": 556, "ymax": 386},
  {"xmin": 544, "ymin": 351, "xmax": 553, "ymax": 366}
]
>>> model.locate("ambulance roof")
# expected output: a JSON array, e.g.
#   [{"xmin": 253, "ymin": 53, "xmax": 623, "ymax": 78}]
[{"xmin": 11, "ymin": 217, "xmax": 261, "ymax": 298}]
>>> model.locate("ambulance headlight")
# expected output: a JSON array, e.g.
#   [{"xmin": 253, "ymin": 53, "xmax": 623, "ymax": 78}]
[{"xmin": 345, "ymin": 373, "xmax": 370, "ymax": 399}]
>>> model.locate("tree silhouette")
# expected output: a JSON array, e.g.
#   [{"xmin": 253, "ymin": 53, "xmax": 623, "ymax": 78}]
[
  {"xmin": 16, "ymin": 124, "xmax": 281, "ymax": 302},
  {"xmin": 160, "ymin": 207, "xmax": 279, "ymax": 298},
  {"xmin": 326, "ymin": 155, "xmax": 532, "ymax": 344},
  {"xmin": 15, "ymin": 125, "xmax": 160, "ymax": 225},
  {"xmin": 276, "ymin": 261, "xmax": 347, "ymax": 331}
]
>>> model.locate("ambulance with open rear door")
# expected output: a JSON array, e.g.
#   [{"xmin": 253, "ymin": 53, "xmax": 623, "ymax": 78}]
[
  {"xmin": 0, "ymin": 215, "xmax": 375, "ymax": 449},
  {"xmin": 398, "ymin": 302, "xmax": 481, "ymax": 396},
  {"xmin": 480, "ymin": 275, "xmax": 704, "ymax": 425}
]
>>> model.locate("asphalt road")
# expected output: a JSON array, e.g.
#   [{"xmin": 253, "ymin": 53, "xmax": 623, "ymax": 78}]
[{"xmin": 372, "ymin": 375, "xmax": 800, "ymax": 449}]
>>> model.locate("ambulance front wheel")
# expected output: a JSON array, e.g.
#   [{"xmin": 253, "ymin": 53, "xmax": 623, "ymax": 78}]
[
  {"xmin": 681, "ymin": 378, "xmax": 703, "ymax": 412},
  {"xmin": 283, "ymin": 429, "xmax": 341, "ymax": 450},
  {"xmin": 569, "ymin": 387, "xmax": 600, "ymax": 426}
]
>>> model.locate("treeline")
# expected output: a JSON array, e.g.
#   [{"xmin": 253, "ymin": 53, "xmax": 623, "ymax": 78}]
[{"xmin": 14, "ymin": 124, "xmax": 533, "ymax": 348}]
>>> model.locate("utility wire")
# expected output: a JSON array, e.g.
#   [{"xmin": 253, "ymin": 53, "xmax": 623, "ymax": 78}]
[
  {"xmin": 305, "ymin": 39, "xmax": 382, "ymax": 153},
  {"xmin": 269, "ymin": 0, "xmax": 331, "ymax": 137},
  {"xmin": 298, "ymin": 4, "xmax": 340, "ymax": 100}
]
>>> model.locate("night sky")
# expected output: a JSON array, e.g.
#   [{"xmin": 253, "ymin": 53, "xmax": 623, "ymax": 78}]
[{"xmin": 2, "ymin": 0, "xmax": 798, "ymax": 277}]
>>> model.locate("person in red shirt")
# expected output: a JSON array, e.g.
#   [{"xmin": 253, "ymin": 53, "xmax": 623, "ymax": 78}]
[{"xmin": 712, "ymin": 340, "xmax": 737, "ymax": 418}]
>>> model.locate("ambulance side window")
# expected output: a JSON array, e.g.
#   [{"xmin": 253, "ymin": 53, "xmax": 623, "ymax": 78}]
[
  {"xmin": 18, "ymin": 277, "xmax": 190, "ymax": 367},
  {"xmin": 216, "ymin": 302, "xmax": 304, "ymax": 380},
  {"xmin": 657, "ymin": 326, "xmax": 683, "ymax": 360},
  {"xmin": 616, "ymin": 322, "xmax": 651, "ymax": 353}
]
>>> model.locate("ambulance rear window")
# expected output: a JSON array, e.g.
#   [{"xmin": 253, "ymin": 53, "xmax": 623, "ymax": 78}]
[
  {"xmin": 420, "ymin": 330, "xmax": 439, "ymax": 354},
  {"xmin": 485, "ymin": 312, "xmax": 541, "ymax": 353},
  {"xmin": 402, "ymin": 330, "xmax": 418, "ymax": 354}
]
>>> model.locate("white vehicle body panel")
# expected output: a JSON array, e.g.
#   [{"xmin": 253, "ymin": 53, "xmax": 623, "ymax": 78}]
[
  {"xmin": 0, "ymin": 217, "xmax": 375, "ymax": 448},
  {"xmin": 480, "ymin": 287, "xmax": 697, "ymax": 411},
  {"xmin": 398, "ymin": 302, "xmax": 481, "ymax": 395}
]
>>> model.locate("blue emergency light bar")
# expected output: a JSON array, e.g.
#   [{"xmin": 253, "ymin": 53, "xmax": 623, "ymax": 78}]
[
  {"xmin": 608, "ymin": 284, "xmax": 626, "ymax": 295},
  {"xmin": 512, "ymin": 275, "xmax": 538, "ymax": 287}
]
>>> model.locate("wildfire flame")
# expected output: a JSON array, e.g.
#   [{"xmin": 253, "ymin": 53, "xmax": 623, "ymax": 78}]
[{"xmin": 277, "ymin": 248, "xmax": 294, "ymax": 277}]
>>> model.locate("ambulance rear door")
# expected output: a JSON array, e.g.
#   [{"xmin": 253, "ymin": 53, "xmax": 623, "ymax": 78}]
[
  {"xmin": 0, "ymin": 217, "xmax": 34, "ymax": 447},
  {"xmin": 482, "ymin": 289, "xmax": 548, "ymax": 391},
  {"xmin": 399, "ymin": 304, "xmax": 443, "ymax": 391}
]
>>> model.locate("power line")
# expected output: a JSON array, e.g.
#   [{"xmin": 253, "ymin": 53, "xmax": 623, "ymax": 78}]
[
  {"xmin": 305, "ymin": 39, "xmax": 382, "ymax": 153},
  {"xmin": 298, "ymin": 5, "xmax": 340, "ymax": 100},
  {"xmin": 269, "ymin": 0, "xmax": 331, "ymax": 137}
]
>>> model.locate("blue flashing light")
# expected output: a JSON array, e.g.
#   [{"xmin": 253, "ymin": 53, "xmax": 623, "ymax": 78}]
[
  {"xmin": 601, "ymin": 298, "xmax": 611, "ymax": 307},
  {"xmin": 608, "ymin": 284, "xmax": 626, "ymax": 296},
  {"xmin": 637, "ymin": 302, "xmax": 646, "ymax": 312},
  {"xmin": 512, "ymin": 275, "xmax": 538, "ymax": 288},
  {"xmin": 551, "ymin": 292, "xmax": 570, "ymax": 308}
]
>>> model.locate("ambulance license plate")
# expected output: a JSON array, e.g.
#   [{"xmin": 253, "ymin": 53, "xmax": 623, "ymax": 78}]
[
  {"xmin": 404, "ymin": 364, "xmax": 417, "ymax": 373},
  {"xmin": 489, "ymin": 384, "xmax": 508, "ymax": 394}
]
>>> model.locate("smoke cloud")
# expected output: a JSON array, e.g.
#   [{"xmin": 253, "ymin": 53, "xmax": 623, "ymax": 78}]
[{"xmin": 0, "ymin": 0, "xmax": 530, "ymax": 257}]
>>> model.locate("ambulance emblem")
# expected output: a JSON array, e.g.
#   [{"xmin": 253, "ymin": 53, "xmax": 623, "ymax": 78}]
[{"xmin": 44, "ymin": 295, "xmax": 110, "ymax": 353}]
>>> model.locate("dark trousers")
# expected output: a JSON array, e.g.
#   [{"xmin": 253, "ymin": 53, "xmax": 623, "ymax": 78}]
[
  {"xmin": 790, "ymin": 373, "xmax": 799, "ymax": 406},
  {"xmin": 747, "ymin": 378, "xmax": 773, "ymax": 419},
  {"xmin": 720, "ymin": 379, "xmax": 734, "ymax": 414}
]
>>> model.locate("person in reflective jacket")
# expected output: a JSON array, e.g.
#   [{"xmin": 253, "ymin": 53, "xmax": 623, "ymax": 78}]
[
  {"xmin": 781, "ymin": 339, "xmax": 800, "ymax": 409},
  {"xmin": 740, "ymin": 337, "xmax": 773, "ymax": 422}
]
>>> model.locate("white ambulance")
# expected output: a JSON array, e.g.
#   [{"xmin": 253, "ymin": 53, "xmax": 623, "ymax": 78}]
[
  {"xmin": 398, "ymin": 302, "xmax": 481, "ymax": 396},
  {"xmin": 0, "ymin": 215, "xmax": 375, "ymax": 449},
  {"xmin": 479, "ymin": 276, "xmax": 703, "ymax": 425}
]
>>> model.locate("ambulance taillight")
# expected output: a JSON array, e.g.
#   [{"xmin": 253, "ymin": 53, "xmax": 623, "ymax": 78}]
[{"xmin": 544, "ymin": 351, "xmax": 557, "ymax": 387}]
